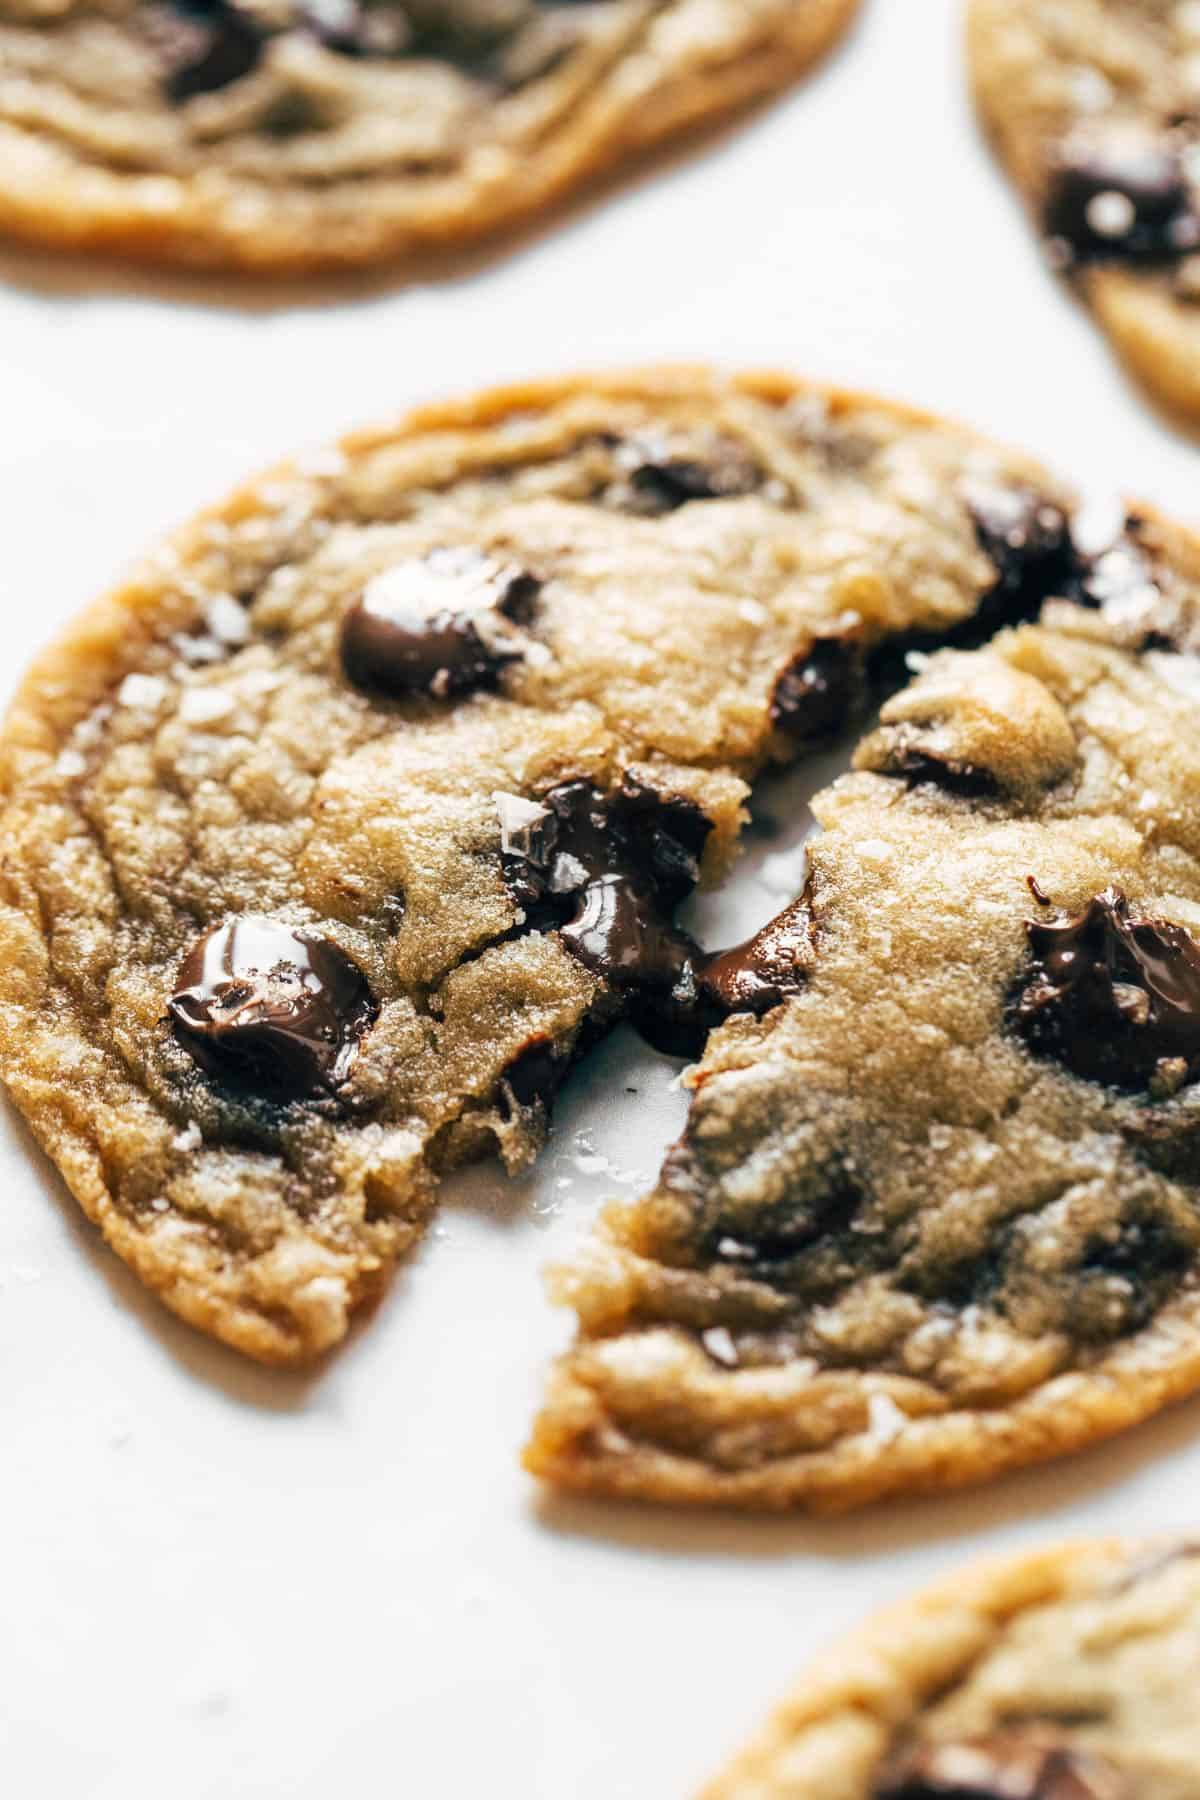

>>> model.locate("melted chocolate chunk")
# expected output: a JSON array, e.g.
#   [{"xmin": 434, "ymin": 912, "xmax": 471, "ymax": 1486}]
[
  {"xmin": 169, "ymin": 916, "xmax": 377, "ymax": 1096},
  {"xmin": 151, "ymin": 0, "xmax": 264, "ymax": 102},
  {"xmin": 876, "ymin": 1740, "xmax": 1125, "ymax": 1800},
  {"xmin": 498, "ymin": 1034, "xmax": 564, "ymax": 1117},
  {"xmin": 645, "ymin": 890, "xmax": 814, "ymax": 1058},
  {"xmin": 501, "ymin": 779, "xmax": 707, "ymax": 987},
  {"xmin": 614, "ymin": 437, "xmax": 763, "ymax": 515},
  {"xmin": 1043, "ymin": 138, "xmax": 1200, "ymax": 269},
  {"xmin": 870, "ymin": 485, "xmax": 1082, "ymax": 692},
  {"xmin": 882, "ymin": 748, "xmax": 998, "ymax": 797},
  {"xmin": 1013, "ymin": 888, "xmax": 1200, "ymax": 1092},
  {"xmin": 964, "ymin": 484, "xmax": 1080, "ymax": 640},
  {"xmin": 498, "ymin": 782, "xmax": 813, "ymax": 1059},
  {"xmin": 340, "ymin": 548, "xmax": 539, "ymax": 700},
  {"xmin": 771, "ymin": 634, "xmax": 865, "ymax": 741},
  {"xmin": 700, "ymin": 891, "xmax": 814, "ymax": 1017}
]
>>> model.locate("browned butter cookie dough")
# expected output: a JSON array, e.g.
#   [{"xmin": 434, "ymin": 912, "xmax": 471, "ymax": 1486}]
[
  {"xmin": 525, "ymin": 505, "xmax": 1200, "ymax": 1512},
  {"xmin": 0, "ymin": 0, "xmax": 858, "ymax": 273},
  {"xmin": 702, "ymin": 1538, "xmax": 1200, "ymax": 1799},
  {"xmin": 968, "ymin": 0, "xmax": 1200, "ymax": 419},
  {"xmin": 0, "ymin": 368, "xmax": 1073, "ymax": 1364}
]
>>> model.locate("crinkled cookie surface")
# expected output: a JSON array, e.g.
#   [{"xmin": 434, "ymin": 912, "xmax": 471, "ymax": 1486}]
[
  {"xmin": 526, "ymin": 504, "xmax": 1200, "ymax": 1512},
  {"xmin": 0, "ymin": 0, "xmax": 857, "ymax": 271},
  {"xmin": 703, "ymin": 1538, "xmax": 1200, "ymax": 1799},
  {"xmin": 0, "ymin": 370, "xmax": 1063, "ymax": 1363},
  {"xmin": 969, "ymin": 0, "xmax": 1200, "ymax": 419}
]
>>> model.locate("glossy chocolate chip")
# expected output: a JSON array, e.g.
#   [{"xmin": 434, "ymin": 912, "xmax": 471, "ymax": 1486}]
[
  {"xmin": 616, "ymin": 773, "xmax": 712, "ymax": 907},
  {"xmin": 617, "ymin": 438, "xmax": 763, "ymax": 515},
  {"xmin": 644, "ymin": 890, "xmax": 814, "ymax": 1059},
  {"xmin": 771, "ymin": 634, "xmax": 865, "ymax": 741},
  {"xmin": 875, "ymin": 1739, "xmax": 1126, "ymax": 1800},
  {"xmin": 1043, "ymin": 138, "xmax": 1199, "ymax": 268},
  {"xmin": 341, "ymin": 548, "xmax": 539, "ymax": 700},
  {"xmin": 1013, "ymin": 888, "xmax": 1200, "ymax": 1092},
  {"xmin": 964, "ymin": 484, "xmax": 1080, "ymax": 639},
  {"xmin": 497, "ymin": 779, "xmax": 712, "ymax": 1047},
  {"xmin": 883, "ymin": 748, "xmax": 999, "ymax": 797},
  {"xmin": 151, "ymin": 0, "xmax": 264, "ymax": 102},
  {"xmin": 169, "ymin": 916, "xmax": 377, "ymax": 1096},
  {"xmin": 700, "ymin": 891, "xmax": 815, "ymax": 1016}
]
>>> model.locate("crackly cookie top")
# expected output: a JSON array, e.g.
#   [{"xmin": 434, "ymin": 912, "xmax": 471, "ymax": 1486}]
[
  {"xmin": 0, "ymin": 0, "xmax": 856, "ymax": 270},
  {"xmin": 525, "ymin": 502, "xmax": 1200, "ymax": 1511},
  {"xmin": 0, "ymin": 372, "xmax": 1065, "ymax": 1363},
  {"xmin": 703, "ymin": 1540, "xmax": 1200, "ymax": 1800},
  {"xmin": 967, "ymin": 0, "xmax": 1200, "ymax": 414}
]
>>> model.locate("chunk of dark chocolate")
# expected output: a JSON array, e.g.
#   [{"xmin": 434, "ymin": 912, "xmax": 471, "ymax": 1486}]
[
  {"xmin": 1013, "ymin": 888, "xmax": 1200, "ymax": 1092},
  {"xmin": 150, "ymin": 0, "xmax": 264, "ymax": 102},
  {"xmin": 1043, "ymin": 137, "xmax": 1199, "ymax": 269},
  {"xmin": 341, "ymin": 548, "xmax": 539, "ymax": 699},
  {"xmin": 614, "ymin": 436, "xmax": 763, "ymax": 515},
  {"xmin": 169, "ymin": 916, "xmax": 377, "ymax": 1095},
  {"xmin": 771, "ymin": 633, "xmax": 865, "ymax": 740}
]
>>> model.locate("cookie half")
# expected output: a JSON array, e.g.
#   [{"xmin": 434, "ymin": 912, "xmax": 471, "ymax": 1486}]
[
  {"xmin": 0, "ymin": 367, "xmax": 1073, "ymax": 1364},
  {"xmin": 702, "ymin": 1537, "xmax": 1200, "ymax": 1798},
  {"xmin": 968, "ymin": 0, "xmax": 1200, "ymax": 419},
  {"xmin": 0, "ymin": 0, "xmax": 858, "ymax": 274},
  {"xmin": 525, "ymin": 505, "xmax": 1200, "ymax": 1510}
]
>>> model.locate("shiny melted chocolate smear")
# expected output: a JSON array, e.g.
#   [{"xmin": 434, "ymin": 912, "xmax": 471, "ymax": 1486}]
[
  {"xmin": 169, "ymin": 916, "xmax": 377, "ymax": 1096},
  {"xmin": 1014, "ymin": 888, "xmax": 1200, "ymax": 1093},
  {"xmin": 498, "ymin": 780, "xmax": 812, "ymax": 1057}
]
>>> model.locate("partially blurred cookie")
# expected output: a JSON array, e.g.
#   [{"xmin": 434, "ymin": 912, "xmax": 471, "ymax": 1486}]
[
  {"xmin": 703, "ymin": 1538, "xmax": 1200, "ymax": 1798},
  {"xmin": 969, "ymin": 0, "xmax": 1200, "ymax": 418},
  {"xmin": 0, "ymin": 368, "xmax": 1068, "ymax": 1363},
  {"xmin": 0, "ymin": 0, "xmax": 858, "ymax": 272}
]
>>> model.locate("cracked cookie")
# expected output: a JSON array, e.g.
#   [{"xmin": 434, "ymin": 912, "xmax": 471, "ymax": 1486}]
[
  {"xmin": 0, "ymin": 0, "xmax": 858, "ymax": 273},
  {"xmin": 968, "ymin": 0, "xmax": 1200, "ymax": 419},
  {"xmin": 0, "ymin": 367, "xmax": 1073, "ymax": 1363},
  {"xmin": 702, "ymin": 1538, "xmax": 1200, "ymax": 1799},
  {"xmin": 524, "ymin": 502, "xmax": 1200, "ymax": 1510}
]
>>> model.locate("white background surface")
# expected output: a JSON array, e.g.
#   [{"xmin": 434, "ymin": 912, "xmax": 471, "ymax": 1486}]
[{"xmin": 4, "ymin": 2, "xmax": 1200, "ymax": 1795}]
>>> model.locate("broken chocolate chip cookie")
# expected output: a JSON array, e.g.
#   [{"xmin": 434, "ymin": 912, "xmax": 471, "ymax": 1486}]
[
  {"xmin": 702, "ymin": 1539, "xmax": 1200, "ymax": 1799},
  {"xmin": 525, "ymin": 502, "xmax": 1200, "ymax": 1509},
  {"xmin": 0, "ymin": 368, "xmax": 1073, "ymax": 1364},
  {"xmin": 968, "ymin": 0, "xmax": 1200, "ymax": 419},
  {"xmin": 0, "ymin": 0, "xmax": 858, "ymax": 273}
]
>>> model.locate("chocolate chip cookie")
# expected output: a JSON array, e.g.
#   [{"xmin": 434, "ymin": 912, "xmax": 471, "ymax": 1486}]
[
  {"xmin": 968, "ymin": 0, "xmax": 1200, "ymax": 419},
  {"xmin": 0, "ymin": 368, "xmax": 1070, "ymax": 1364},
  {"xmin": 0, "ymin": 0, "xmax": 858, "ymax": 273},
  {"xmin": 525, "ymin": 502, "xmax": 1200, "ymax": 1510},
  {"xmin": 703, "ymin": 1538, "xmax": 1200, "ymax": 1798}
]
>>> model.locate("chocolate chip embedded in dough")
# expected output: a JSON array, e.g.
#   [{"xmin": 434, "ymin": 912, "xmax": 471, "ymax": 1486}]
[
  {"xmin": 614, "ymin": 437, "xmax": 764, "ymax": 515},
  {"xmin": 340, "ymin": 548, "xmax": 539, "ymax": 700},
  {"xmin": 879, "ymin": 747, "xmax": 999, "ymax": 797},
  {"xmin": 498, "ymin": 1034, "xmax": 566, "ymax": 1118},
  {"xmin": 874, "ymin": 1738, "xmax": 1128, "ymax": 1800},
  {"xmin": 699, "ymin": 890, "xmax": 814, "ymax": 1020},
  {"xmin": 1013, "ymin": 888, "xmax": 1200, "ymax": 1093},
  {"xmin": 168, "ymin": 915, "xmax": 377, "ymax": 1096},
  {"xmin": 1042, "ymin": 137, "xmax": 1200, "ymax": 269},
  {"xmin": 149, "ymin": 0, "xmax": 265, "ymax": 102},
  {"xmin": 771, "ymin": 633, "xmax": 866, "ymax": 741},
  {"xmin": 962, "ymin": 483, "xmax": 1080, "ymax": 637},
  {"xmin": 644, "ymin": 890, "xmax": 815, "ymax": 1058}
]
